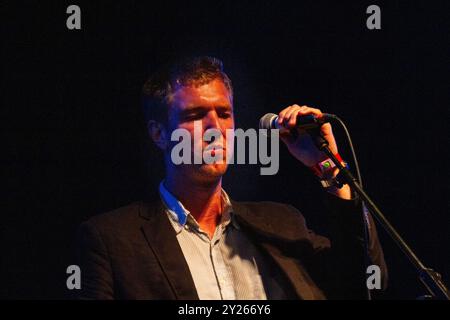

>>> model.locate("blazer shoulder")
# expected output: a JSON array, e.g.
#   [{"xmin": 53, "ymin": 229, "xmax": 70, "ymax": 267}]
[
  {"xmin": 234, "ymin": 200, "xmax": 306, "ymax": 221},
  {"xmin": 80, "ymin": 200, "xmax": 161, "ymax": 237},
  {"xmin": 85, "ymin": 201, "xmax": 143, "ymax": 227},
  {"xmin": 232, "ymin": 200, "xmax": 309, "ymax": 242}
]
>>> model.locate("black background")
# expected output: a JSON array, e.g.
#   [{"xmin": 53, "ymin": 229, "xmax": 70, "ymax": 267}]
[{"xmin": 2, "ymin": 1, "xmax": 449, "ymax": 299}]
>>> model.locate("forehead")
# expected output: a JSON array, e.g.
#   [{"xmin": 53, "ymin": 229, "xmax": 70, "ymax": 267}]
[{"xmin": 171, "ymin": 79, "xmax": 232, "ymax": 110}]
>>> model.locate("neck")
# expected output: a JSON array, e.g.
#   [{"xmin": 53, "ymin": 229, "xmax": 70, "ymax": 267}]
[{"xmin": 164, "ymin": 172, "xmax": 223, "ymax": 238}]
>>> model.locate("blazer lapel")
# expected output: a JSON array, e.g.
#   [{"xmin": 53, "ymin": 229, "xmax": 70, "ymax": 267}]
[
  {"xmin": 139, "ymin": 200, "xmax": 199, "ymax": 300},
  {"xmin": 258, "ymin": 241, "xmax": 325, "ymax": 300},
  {"xmin": 231, "ymin": 200, "xmax": 325, "ymax": 300}
]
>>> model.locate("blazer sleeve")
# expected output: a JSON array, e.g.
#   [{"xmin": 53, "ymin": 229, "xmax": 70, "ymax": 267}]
[
  {"xmin": 76, "ymin": 221, "xmax": 115, "ymax": 299},
  {"xmin": 299, "ymin": 193, "xmax": 388, "ymax": 299}
]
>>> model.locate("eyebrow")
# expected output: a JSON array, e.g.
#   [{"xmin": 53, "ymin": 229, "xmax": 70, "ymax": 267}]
[
  {"xmin": 180, "ymin": 105, "xmax": 232, "ymax": 115},
  {"xmin": 178, "ymin": 107, "xmax": 206, "ymax": 117}
]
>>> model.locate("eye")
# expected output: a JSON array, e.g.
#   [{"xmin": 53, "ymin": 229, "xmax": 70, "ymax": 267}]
[
  {"xmin": 183, "ymin": 110, "xmax": 206, "ymax": 121},
  {"xmin": 185, "ymin": 114, "xmax": 203, "ymax": 121},
  {"xmin": 219, "ymin": 111, "xmax": 232, "ymax": 119}
]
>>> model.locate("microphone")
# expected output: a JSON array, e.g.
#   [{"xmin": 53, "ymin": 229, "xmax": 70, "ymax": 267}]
[{"xmin": 259, "ymin": 112, "xmax": 335, "ymax": 131}]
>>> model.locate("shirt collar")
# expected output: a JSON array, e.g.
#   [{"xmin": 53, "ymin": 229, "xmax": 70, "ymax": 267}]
[{"xmin": 158, "ymin": 181, "xmax": 239, "ymax": 233}]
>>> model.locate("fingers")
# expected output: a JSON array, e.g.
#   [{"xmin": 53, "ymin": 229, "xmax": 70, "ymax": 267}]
[
  {"xmin": 277, "ymin": 106, "xmax": 293, "ymax": 126},
  {"xmin": 283, "ymin": 106, "xmax": 300, "ymax": 128},
  {"xmin": 278, "ymin": 104, "xmax": 323, "ymax": 129}
]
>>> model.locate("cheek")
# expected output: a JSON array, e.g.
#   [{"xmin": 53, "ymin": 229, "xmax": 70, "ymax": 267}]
[
  {"xmin": 169, "ymin": 119, "xmax": 234, "ymax": 144},
  {"xmin": 228, "ymin": 117, "xmax": 235, "ymax": 129},
  {"xmin": 221, "ymin": 118, "xmax": 235, "ymax": 134}
]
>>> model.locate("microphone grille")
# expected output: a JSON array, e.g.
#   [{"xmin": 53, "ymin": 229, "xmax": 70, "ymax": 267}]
[{"xmin": 259, "ymin": 113, "xmax": 277, "ymax": 129}]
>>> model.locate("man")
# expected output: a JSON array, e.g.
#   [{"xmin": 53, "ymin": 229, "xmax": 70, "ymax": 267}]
[{"xmin": 77, "ymin": 56, "xmax": 387, "ymax": 299}]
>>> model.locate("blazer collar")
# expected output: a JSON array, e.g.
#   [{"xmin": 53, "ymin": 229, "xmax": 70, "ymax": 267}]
[
  {"xmin": 139, "ymin": 199, "xmax": 199, "ymax": 300},
  {"xmin": 138, "ymin": 196, "xmax": 319, "ymax": 300}
]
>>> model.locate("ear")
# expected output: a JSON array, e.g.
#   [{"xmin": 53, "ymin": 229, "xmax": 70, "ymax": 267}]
[{"xmin": 147, "ymin": 120, "xmax": 169, "ymax": 151}]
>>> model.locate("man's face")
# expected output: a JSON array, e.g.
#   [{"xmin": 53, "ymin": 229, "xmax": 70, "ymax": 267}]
[{"xmin": 166, "ymin": 78, "xmax": 234, "ymax": 183}]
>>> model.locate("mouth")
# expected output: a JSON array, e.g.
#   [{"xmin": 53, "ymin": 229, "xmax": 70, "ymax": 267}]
[
  {"xmin": 203, "ymin": 144, "xmax": 226, "ymax": 160},
  {"xmin": 204, "ymin": 145, "xmax": 225, "ymax": 153}
]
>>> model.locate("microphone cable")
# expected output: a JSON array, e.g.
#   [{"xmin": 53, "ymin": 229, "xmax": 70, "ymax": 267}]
[{"xmin": 328, "ymin": 114, "xmax": 373, "ymax": 300}]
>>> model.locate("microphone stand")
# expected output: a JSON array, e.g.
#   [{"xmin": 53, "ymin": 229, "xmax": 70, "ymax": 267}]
[{"xmin": 311, "ymin": 132, "xmax": 449, "ymax": 300}]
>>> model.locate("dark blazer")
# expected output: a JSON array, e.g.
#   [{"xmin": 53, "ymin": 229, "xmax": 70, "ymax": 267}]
[{"xmin": 76, "ymin": 193, "xmax": 387, "ymax": 300}]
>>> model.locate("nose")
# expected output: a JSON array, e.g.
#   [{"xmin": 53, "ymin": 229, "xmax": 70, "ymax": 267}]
[
  {"xmin": 204, "ymin": 111, "xmax": 222, "ymax": 131},
  {"xmin": 203, "ymin": 111, "xmax": 226, "ymax": 146}
]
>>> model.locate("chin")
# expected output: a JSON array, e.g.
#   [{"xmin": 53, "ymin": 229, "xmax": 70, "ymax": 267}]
[{"xmin": 196, "ymin": 163, "xmax": 228, "ymax": 181}]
